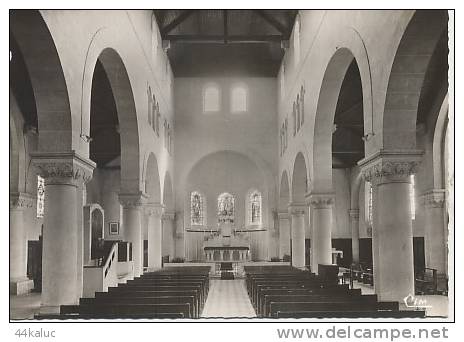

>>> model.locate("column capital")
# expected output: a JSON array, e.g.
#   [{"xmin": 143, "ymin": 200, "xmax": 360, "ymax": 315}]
[
  {"xmin": 306, "ymin": 193, "xmax": 335, "ymax": 209},
  {"xmin": 10, "ymin": 192, "xmax": 34, "ymax": 210},
  {"xmin": 119, "ymin": 192, "xmax": 148, "ymax": 209},
  {"xmin": 358, "ymin": 150, "xmax": 422, "ymax": 185},
  {"xmin": 421, "ymin": 189, "xmax": 446, "ymax": 208},
  {"xmin": 162, "ymin": 210, "xmax": 176, "ymax": 221},
  {"xmin": 349, "ymin": 209, "xmax": 360, "ymax": 219},
  {"xmin": 145, "ymin": 202, "xmax": 165, "ymax": 217},
  {"xmin": 32, "ymin": 151, "xmax": 96, "ymax": 187},
  {"xmin": 288, "ymin": 202, "xmax": 306, "ymax": 216},
  {"xmin": 277, "ymin": 211, "xmax": 290, "ymax": 220}
]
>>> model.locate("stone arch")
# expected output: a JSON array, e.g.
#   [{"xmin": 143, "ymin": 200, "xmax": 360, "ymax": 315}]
[
  {"xmin": 279, "ymin": 170, "xmax": 290, "ymax": 211},
  {"xmin": 291, "ymin": 152, "xmax": 308, "ymax": 204},
  {"xmin": 312, "ymin": 48, "xmax": 361, "ymax": 192},
  {"xmin": 92, "ymin": 48, "xmax": 140, "ymax": 193},
  {"xmin": 381, "ymin": 10, "xmax": 448, "ymax": 150},
  {"xmin": 144, "ymin": 152, "xmax": 161, "ymax": 204},
  {"xmin": 163, "ymin": 171, "xmax": 174, "ymax": 210},
  {"xmin": 432, "ymin": 94, "xmax": 449, "ymax": 189},
  {"xmin": 9, "ymin": 91, "xmax": 23, "ymax": 193},
  {"xmin": 10, "ymin": 10, "xmax": 72, "ymax": 152}
]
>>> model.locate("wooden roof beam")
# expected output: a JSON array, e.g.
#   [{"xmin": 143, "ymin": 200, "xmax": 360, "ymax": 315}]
[
  {"xmin": 161, "ymin": 10, "xmax": 195, "ymax": 36},
  {"xmin": 254, "ymin": 10, "xmax": 290, "ymax": 37}
]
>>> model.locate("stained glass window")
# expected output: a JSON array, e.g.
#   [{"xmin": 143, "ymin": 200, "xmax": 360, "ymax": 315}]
[
  {"xmin": 191, "ymin": 191, "xmax": 205, "ymax": 225},
  {"xmin": 249, "ymin": 190, "xmax": 262, "ymax": 225},
  {"xmin": 218, "ymin": 192, "xmax": 234, "ymax": 223},
  {"xmin": 37, "ymin": 175, "xmax": 45, "ymax": 218},
  {"xmin": 203, "ymin": 84, "xmax": 220, "ymax": 112}
]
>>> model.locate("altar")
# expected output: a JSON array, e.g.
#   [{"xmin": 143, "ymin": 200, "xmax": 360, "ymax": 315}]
[{"xmin": 203, "ymin": 222, "xmax": 250, "ymax": 262}]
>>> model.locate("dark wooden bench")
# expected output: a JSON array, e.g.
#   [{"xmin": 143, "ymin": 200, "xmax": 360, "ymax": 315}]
[
  {"xmin": 78, "ymin": 303, "xmax": 192, "ymax": 318},
  {"xmin": 80, "ymin": 295, "xmax": 199, "ymax": 318},
  {"xmin": 276, "ymin": 310, "xmax": 426, "ymax": 318}
]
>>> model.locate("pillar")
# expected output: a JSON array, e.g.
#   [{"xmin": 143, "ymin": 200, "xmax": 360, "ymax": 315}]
[
  {"xmin": 33, "ymin": 152, "xmax": 94, "ymax": 310},
  {"xmin": 119, "ymin": 192, "xmax": 146, "ymax": 277},
  {"xmin": 308, "ymin": 193, "xmax": 334, "ymax": 274},
  {"xmin": 162, "ymin": 211, "xmax": 176, "ymax": 259},
  {"xmin": 349, "ymin": 209, "xmax": 360, "ymax": 265},
  {"xmin": 10, "ymin": 192, "xmax": 35, "ymax": 295},
  {"xmin": 422, "ymin": 189, "xmax": 447, "ymax": 274},
  {"xmin": 360, "ymin": 152, "xmax": 420, "ymax": 302},
  {"xmin": 220, "ymin": 250, "xmax": 224, "ymax": 261},
  {"xmin": 288, "ymin": 204, "xmax": 306, "ymax": 269},
  {"xmin": 146, "ymin": 203, "xmax": 164, "ymax": 271},
  {"xmin": 277, "ymin": 211, "xmax": 291, "ymax": 259}
]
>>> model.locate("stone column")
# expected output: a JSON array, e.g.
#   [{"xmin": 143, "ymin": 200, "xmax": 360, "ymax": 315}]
[
  {"xmin": 277, "ymin": 211, "xmax": 291, "ymax": 259},
  {"xmin": 360, "ymin": 152, "xmax": 421, "ymax": 302},
  {"xmin": 349, "ymin": 209, "xmax": 360, "ymax": 265},
  {"xmin": 119, "ymin": 192, "xmax": 147, "ymax": 277},
  {"xmin": 308, "ymin": 193, "xmax": 334, "ymax": 274},
  {"xmin": 288, "ymin": 204, "xmax": 306, "ymax": 269},
  {"xmin": 422, "ymin": 189, "xmax": 447, "ymax": 274},
  {"xmin": 162, "ymin": 211, "xmax": 176, "ymax": 259},
  {"xmin": 10, "ymin": 192, "xmax": 35, "ymax": 295},
  {"xmin": 220, "ymin": 250, "xmax": 224, "ymax": 261},
  {"xmin": 145, "ymin": 203, "xmax": 164, "ymax": 271},
  {"xmin": 33, "ymin": 152, "xmax": 95, "ymax": 310}
]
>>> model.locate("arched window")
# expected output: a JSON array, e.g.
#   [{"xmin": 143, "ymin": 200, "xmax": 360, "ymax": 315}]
[
  {"xmin": 191, "ymin": 191, "xmax": 206, "ymax": 225},
  {"xmin": 365, "ymin": 181, "xmax": 373, "ymax": 226},
  {"xmin": 231, "ymin": 85, "xmax": 247, "ymax": 112},
  {"xmin": 203, "ymin": 84, "xmax": 220, "ymax": 112},
  {"xmin": 218, "ymin": 192, "xmax": 234, "ymax": 223},
  {"xmin": 296, "ymin": 95, "xmax": 300, "ymax": 131},
  {"xmin": 152, "ymin": 96, "xmax": 156, "ymax": 130},
  {"xmin": 280, "ymin": 64, "xmax": 285, "ymax": 99},
  {"xmin": 248, "ymin": 190, "xmax": 262, "ymax": 225},
  {"xmin": 410, "ymin": 175, "xmax": 416, "ymax": 220},
  {"xmin": 147, "ymin": 86, "xmax": 152, "ymax": 126},
  {"xmin": 300, "ymin": 85, "xmax": 305, "ymax": 126},
  {"xmin": 155, "ymin": 105, "xmax": 160, "ymax": 137},
  {"xmin": 292, "ymin": 104, "xmax": 297, "ymax": 136},
  {"xmin": 37, "ymin": 175, "xmax": 45, "ymax": 218},
  {"xmin": 293, "ymin": 14, "xmax": 301, "ymax": 67}
]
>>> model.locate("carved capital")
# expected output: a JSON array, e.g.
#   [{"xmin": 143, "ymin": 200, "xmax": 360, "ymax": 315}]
[
  {"xmin": 358, "ymin": 150, "xmax": 422, "ymax": 185},
  {"xmin": 349, "ymin": 209, "xmax": 360, "ymax": 219},
  {"xmin": 277, "ymin": 211, "xmax": 290, "ymax": 220},
  {"xmin": 288, "ymin": 203, "xmax": 306, "ymax": 216},
  {"xmin": 162, "ymin": 210, "xmax": 176, "ymax": 221},
  {"xmin": 119, "ymin": 192, "xmax": 147, "ymax": 209},
  {"xmin": 32, "ymin": 152, "xmax": 95, "ymax": 187},
  {"xmin": 422, "ymin": 189, "xmax": 446, "ymax": 208},
  {"xmin": 307, "ymin": 193, "xmax": 335, "ymax": 209},
  {"xmin": 10, "ymin": 192, "xmax": 34, "ymax": 210}
]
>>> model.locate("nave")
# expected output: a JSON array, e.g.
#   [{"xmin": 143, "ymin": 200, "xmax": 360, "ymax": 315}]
[{"xmin": 9, "ymin": 9, "xmax": 452, "ymax": 320}]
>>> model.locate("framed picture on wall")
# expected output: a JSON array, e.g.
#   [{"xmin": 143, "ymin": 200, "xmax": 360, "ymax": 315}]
[{"xmin": 109, "ymin": 222, "xmax": 119, "ymax": 235}]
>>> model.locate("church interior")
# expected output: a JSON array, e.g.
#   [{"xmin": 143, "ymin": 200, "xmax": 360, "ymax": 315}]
[{"xmin": 9, "ymin": 9, "xmax": 452, "ymax": 320}]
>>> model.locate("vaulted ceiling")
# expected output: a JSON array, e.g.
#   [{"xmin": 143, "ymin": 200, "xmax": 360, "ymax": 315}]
[{"xmin": 154, "ymin": 10, "xmax": 298, "ymax": 77}]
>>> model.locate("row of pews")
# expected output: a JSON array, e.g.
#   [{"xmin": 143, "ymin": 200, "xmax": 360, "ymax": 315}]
[
  {"xmin": 244, "ymin": 265, "xmax": 426, "ymax": 318},
  {"xmin": 36, "ymin": 266, "xmax": 210, "ymax": 319}
]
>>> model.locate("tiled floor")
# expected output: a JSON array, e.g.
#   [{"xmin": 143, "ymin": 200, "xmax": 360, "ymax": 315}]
[
  {"xmin": 10, "ymin": 292, "xmax": 42, "ymax": 320},
  {"xmin": 201, "ymin": 279, "xmax": 256, "ymax": 318}
]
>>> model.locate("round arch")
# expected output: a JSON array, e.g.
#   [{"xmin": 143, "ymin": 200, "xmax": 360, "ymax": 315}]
[
  {"xmin": 381, "ymin": 10, "xmax": 448, "ymax": 150},
  {"xmin": 312, "ymin": 48, "xmax": 360, "ymax": 192},
  {"xmin": 279, "ymin": 170, "xmax": 290, "ymax": 211},
  {"xmin": 291, "ymin": 152, "xmax": 308, "ymax": 203},
  {"xmin": 10, "ymin": 10, "xmax": 72, "ymax": 152},
  {"xmin": 163, "ymin": 171, "xmax": 174, "ymax": 210},
  {"xmin": 92, "ymin": 47, "xmax": 140, "ymax": 193},
  {"xmin": 144, "ymin": 152, "xmax": 161, "ymax": 204}
]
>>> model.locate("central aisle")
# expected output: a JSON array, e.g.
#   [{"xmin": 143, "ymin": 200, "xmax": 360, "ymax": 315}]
[{"xmin": 201, "ymin": 279, "xmax": 256, "ymax": 318}]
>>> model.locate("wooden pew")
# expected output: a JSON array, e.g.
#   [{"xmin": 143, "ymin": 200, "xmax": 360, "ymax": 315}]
[
  {"xmin": 80, "ymin": 295, "xmax": 199, "ymax": 318},
  {"xmin": 78, "ymin": 303, "xmax": 192, "ymax": 318},
  {"xmin": 276, "ymin": 311, "xmax": 426, "ymax": 318}
]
